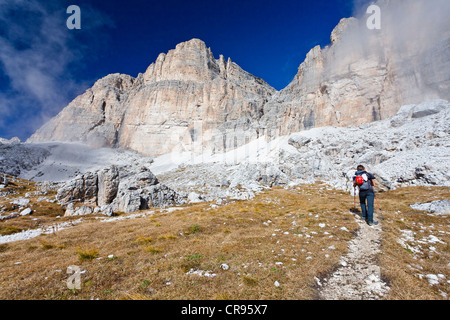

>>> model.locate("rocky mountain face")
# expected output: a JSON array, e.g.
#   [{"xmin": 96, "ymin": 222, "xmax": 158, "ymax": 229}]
[
  {"xmin": 28, "ymin": 8, "xmax": 450, "ymax": 157},
  {"xmin": 259, "ymin": 16, "xmax": 450, "ymax": 137},
  {"xmin": 28, "ymin": 39, "xmax": 276, "ymax": 156}
]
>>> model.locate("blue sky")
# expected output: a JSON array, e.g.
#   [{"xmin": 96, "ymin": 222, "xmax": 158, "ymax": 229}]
[{"xmin": 0, "ymin": 0, "xmax": 361, "ymax": 141}]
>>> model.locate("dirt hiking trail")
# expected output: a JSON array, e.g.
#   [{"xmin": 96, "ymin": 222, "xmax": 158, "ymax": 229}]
[{"xmin": 317, "ymin": 212, "xmax": 390, "ymax": 300}]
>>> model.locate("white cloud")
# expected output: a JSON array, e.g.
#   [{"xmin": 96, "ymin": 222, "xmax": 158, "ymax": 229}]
[{"xmin": 0, "ymin": 0, "xmax": 112, "ymax": 140}]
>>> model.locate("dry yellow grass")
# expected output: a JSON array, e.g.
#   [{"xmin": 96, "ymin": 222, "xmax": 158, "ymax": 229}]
[
  {"xmin": 0, "ymin": 183, "xmax": 359, "ymax": 300},
  {"xmin": 1, "ymin": 179, "xmax": 448, "ymax": 300},
  {"xmin": 377, "ymin": 186, "xmax": 450, "ymax": 300}
]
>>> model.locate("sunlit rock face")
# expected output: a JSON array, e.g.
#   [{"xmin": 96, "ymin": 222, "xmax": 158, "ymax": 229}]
[{"xmin": 28, "ymin": 39, "xmax": 276, "ymax": 156}]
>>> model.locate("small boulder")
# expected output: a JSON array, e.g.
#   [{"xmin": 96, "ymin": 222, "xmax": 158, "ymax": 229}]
[{"xmin": 20, "ymin": 208, "xmax": 32, "ymax": 216}]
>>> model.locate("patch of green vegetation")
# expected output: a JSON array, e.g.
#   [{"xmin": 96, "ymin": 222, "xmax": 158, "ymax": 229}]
[{"xmin": 188, "ymin": 225, "xmax": 201, "ymax": 234}]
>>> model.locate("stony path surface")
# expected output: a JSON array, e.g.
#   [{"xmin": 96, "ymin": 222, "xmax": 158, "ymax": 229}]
[{"xmin": 317, "ymin": 213, "xmax": 390, "ymax": 300}]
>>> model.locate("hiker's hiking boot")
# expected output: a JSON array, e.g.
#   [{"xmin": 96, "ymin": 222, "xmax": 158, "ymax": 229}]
[{"xmin": 367, "ymin": 221, "xmax": 379, "ymax": 227}]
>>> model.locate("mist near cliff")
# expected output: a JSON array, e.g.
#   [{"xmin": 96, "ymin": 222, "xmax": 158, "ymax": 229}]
[{"xmin": 325, "ymin": 0, "xmax": 450, "ymax": 102}]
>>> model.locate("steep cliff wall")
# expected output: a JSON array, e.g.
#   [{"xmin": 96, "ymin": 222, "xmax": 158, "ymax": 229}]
[{"xmin": 28, "ymin": 39, "xmax": 276, "ymax": 156}]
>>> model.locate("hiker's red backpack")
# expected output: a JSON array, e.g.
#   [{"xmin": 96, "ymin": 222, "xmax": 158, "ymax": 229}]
[
  {"xmin": 355, "ymin": 176, "xmax": 365, "ymax": 186},
  {"xmin": 354, "ymin": 172, "xmax": 372, "ymax": 191}
]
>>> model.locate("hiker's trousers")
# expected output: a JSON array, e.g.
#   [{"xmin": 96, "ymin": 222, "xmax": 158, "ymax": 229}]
[{"xmin": 359, "ymin": 192, "xmax": 375, "ymax": 223}]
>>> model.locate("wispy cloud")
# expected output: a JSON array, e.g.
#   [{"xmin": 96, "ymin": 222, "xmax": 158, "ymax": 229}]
[
  {"xmin": 322, "ymin": 0, "xmax": 450, "ymax": 102},
  {"xmin": 0, "ymin": 0, "xmax": 113, "ymax": 140}
]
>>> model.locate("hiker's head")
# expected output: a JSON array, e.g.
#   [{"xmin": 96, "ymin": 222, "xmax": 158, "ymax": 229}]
[{"xmin": 357, "ymin": 165, "xmax": 365, "ymax": 171}]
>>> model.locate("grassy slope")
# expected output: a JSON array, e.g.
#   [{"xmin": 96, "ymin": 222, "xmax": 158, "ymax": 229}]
[
  {"xmin": 377, "ymin": 186, "xmax": 450, "ymax": 300},
  {"xmin": 0, "ymin": 177, "xmax": 448, "ymax": 300}
]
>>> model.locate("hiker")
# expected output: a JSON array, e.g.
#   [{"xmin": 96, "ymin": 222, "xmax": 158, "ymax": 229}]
[{"xmin": 353, "ymin": 165, "xmax": 378, "ymax": 226}]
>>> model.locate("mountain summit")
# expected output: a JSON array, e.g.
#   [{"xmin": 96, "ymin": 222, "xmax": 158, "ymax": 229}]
[{"xmin": 28, "ymin": 38, "xmax": 276, "ymax": 156}]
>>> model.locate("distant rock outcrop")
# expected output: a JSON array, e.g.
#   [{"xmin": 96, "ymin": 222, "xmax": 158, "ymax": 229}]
[
  {"xmin": 57, "ymin": 171, "xmax": 98, "ymax": 206},
  {"xmin": 58, "ymin": 165, "xmax": 183, "ymax": 215}
]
